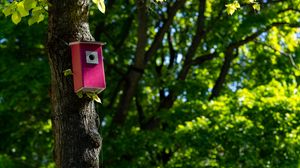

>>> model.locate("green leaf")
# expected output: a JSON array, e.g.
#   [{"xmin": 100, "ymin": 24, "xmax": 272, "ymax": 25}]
[
  {"xmin": 225, "ymin": 1, "xmax": 240, "ymax": 15},
  {"xmin": 2, "ymin": 1, "xmax": 17, "ymax": 17},
  {"xmin": 11, "ymin": 12, "xmax": 21, "ymax": 24},
  {"xmin": 17, "ymin": 2, "xmax": 29, "ymax": 17},
  {"xmin": 63, "ymin": 69, "xmax": 73, "ymax": 76},
  {"xmin": 76, "ymin": 91, "xmax": 83, "ymax": 98},
  {"xmin": 233, "ymin": 0, "xmax": 241, "ymax": 8},
  {"xmin": 24, "ymin": 0, "xmax": 37, "ymax": 10},
  {"xmin": 246, "ymin": 0, "xmax": 255, "ymax": 3},
  {"xmin": 32, "ymin": 6, "xmax": 43, "ymax": 12},
  {"xmin": 94, "ymin": 0, "xmax": 106, "ymax": 14},
  {"xmin": 92, "ymin": 94, "xmax": 102, "ymax": 103},
  {"xmin": 252, "ymin": 3, "xmax": 260, "ymax": 11},
  {"xmin": 86, "ymin": 92, "xmax": 92, "ymax": 99},
  {"xmin": 3, "ymin": 7, "xmax": 13, "ymax": 17},
  {"xmin": 26, "ymin": 6, "xmax": 45, "ymax": 25},
  {"xmin": 28, "ymin": 17, "xmax": 35, "ymax": 26},
  {"xmin": 37, "ymin": 14, "xmax": 44, "ymax": 23},
  {"xmin": 86, "ymin": 92, "xmax": 102, "ymax": 103}
]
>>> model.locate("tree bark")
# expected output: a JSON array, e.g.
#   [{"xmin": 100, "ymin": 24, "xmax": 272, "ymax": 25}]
[{"xmin": 47, "ymin": 0, "xmax": 102, "ymax": 167}]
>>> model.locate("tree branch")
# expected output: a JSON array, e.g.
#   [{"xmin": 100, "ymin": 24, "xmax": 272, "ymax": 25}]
[
  {"xmin": 256, "ymin": 40, "xmax": 299, "ymax": 70},
  {"xmin": 116, "ymin": 15, "xmax": 134, "ymax": 48},
  {"xmin": 209, "ymin": 49, "xmax": 237, "ymax": 100},
  {"xmin": 135, "ymin": 95, "xmax": 145, "ymax": 127},
  {"xmin": 111, "ymin": 0, "xmax": 186, "ymax": 126},
  {"xmin": 111, "ymin": 0, "xmax": 148, "ymax": 126},
  {"xmin": 159, "ymin": 0, "xmax": 207, "ymax": 109},
  {"xmin": 167, "ymin": 30, "xmax": 177, "ymax": 69},
  {"xmin": 191, "ymin": 53, "xmax": 216, "ymax": 65},
  {"xmin": 208, "ymin": 21, "xmax": 297, "ymax": 100},
  {"xmin": 107, "ymin": 78, "xmax": 125, "ymax": 109},
  {"xmin": 178, "ymin": 0, "xmax": 206, "ymax": 80},
  {"xmin": 145, "ymin": 0, "xmax": 187, "ymax": 63}
]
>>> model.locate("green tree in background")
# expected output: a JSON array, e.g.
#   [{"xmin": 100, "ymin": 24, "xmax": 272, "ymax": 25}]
[
  {"xmin": 1, "ymin": 0, "xmax": 300, "ymax": 167},
  {"xmin": 0, "ymin": 11, "xmax": 52, "ymax": 167}
]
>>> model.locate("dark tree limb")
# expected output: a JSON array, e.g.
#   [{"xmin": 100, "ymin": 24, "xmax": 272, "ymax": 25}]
[
  {"xmin": 116, "ymin": 15, "xmax": 134, "ymax": 48},
  {"xmin": 179, "ymin": 0, "xmax": 206, "ymax": 66},
  {"xmin": 94, "ymin": 0, "xmax": 117, "ymax": 41},
  {"xmin": 145, "ymin": 0, "xmax": 187, "ymax": 63},
  {"xmin": 135, "ymin": 95, "xmax": 146, "ymax": 127},
  {"xmin": 111, "ymin": 0, "xmax": 148, "ymax": 125},
  {"xmin": 167, "ymin": 30, "xmax": 177, "ymax": 69},
  {"xmin": 209, "ymin": 48, "xmax": 237, "ymax": 100},
  {"xmin": 111, "ymin": 0, "xmax": 186, "ymax": 126},
  {"xmin": 159, "ymin": 0, "xmax": 207, "ymax": 109},
  {"xmin": 104, "ymin": 59, "xmax": 126, "ymax": 76},
  {"xmin": 107, "ymin": 78, "xmax": 125, "ymax": 109},
  {"xmin": 208, "ymin": 21, "xmax": 296, "ymax": 100},
  {"xmin": 191, "ymin": 53, "xmax": 216, "ymax": 66}
]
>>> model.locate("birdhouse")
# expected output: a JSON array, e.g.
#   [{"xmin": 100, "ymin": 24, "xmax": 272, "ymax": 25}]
[{"xmin": 69, "ymin": 41, "xmax": 106, "ymax": 93}]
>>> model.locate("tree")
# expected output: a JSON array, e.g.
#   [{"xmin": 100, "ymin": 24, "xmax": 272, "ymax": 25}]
[
  {"xmin": 2, "ymin": 0, "xmax": 102, "ymax": 167},
  {"xmin": 47, "ymin": 0, "xmax": 102, "ymax": 167},
  {"xmin": 1, "ymin": 0, "xmax": 300, "ymax": 167}
]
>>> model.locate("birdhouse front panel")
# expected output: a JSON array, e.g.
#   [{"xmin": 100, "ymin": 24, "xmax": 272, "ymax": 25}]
[{"xmin": 70, "ymin": 41, "xmax": 106, "ymax": 93}]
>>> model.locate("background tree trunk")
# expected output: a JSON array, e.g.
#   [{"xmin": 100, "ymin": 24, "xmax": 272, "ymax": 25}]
[{"xmin": 47, "ymin": 0, "xmax": 102, "ymax": 167}]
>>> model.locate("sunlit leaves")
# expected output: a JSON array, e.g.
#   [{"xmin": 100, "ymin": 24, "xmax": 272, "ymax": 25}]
[
  {"xmin": 86, "ymin": 92, "xmax": 102, "ymax": 103},
  {"xmin": 2, "ymin": 1, "xmax": 17, "ymax": 17},
  {"xmin": 225, "ymin": 1, "xmax": 240, "ymax": 15},
  {"xmin": 92, "ymin": 94, "xmax": 102, "ymax": 103},
  {"xmin": 174, "ymin": 80, "xmax": 300, "ymax": 167},
  {"xmin": 24, "ymin": 0, "xmax": 37, "ymax": 10},
  {"xmin": 92, "ymin": 0, "xmax": 106, "ymax": 14},
  {"xmin": 252, "ymin": 3, "xmax": 260, "ymax": 11},
  {"xmin": 28, "ymin": 6, "xmax": 45, "ymax": 25},
  {"xmin": 11, "ymin": 12, "xmax": 21, "ymax": 24},
  {"xmin": 225, "ymin": 0, "xmax": 260, "ymax": 15},
  {"xmin": 1, "ymin": 0, "xmax": 300, "ymax": 167},
  {"xmin": 284, "ymin": 29, "xmax": 299, "ymax": 52},
  {"xmin": 2, "ymin": 0, "xmax": 46, "ymax": 25},
  {"xmin": 237, "ymin": 88, "xmax": 255, "ymax": 108},
  {"xmin": 268, "ymin": 27, "xmax": 281, "ymax": 51},
  {"xmin": 245, "ymin": 0, "xmax": 255, "ymax": 3},
  {"xmin": 17, "ymin": 1, "xmax": 29, "ymax": 17},
  {"xmin": 63, "ymin": 69, "xmax": 73, "ymax": 76},
  {"xmin": 176, "ymin": 116, "xmax": 211, "ymax": 133}
]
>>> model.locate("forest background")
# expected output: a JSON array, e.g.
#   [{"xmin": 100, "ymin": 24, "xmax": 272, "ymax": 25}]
[{"xmin": 0, "ymin": 0, "xmax": 300, "ymax": 167}]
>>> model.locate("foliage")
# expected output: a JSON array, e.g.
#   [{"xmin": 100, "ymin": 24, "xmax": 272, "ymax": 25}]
[
  {"xmin": 225, "ymin": 0, "xmax": 260, "ymax": 15},
  {"xmin": 0, "ymin": 9, "xmax": 52, "ymax": 167},
  {"xmin": 92, "ymin": 0, "xmax": 106, "ymax": 14},
  {"xmin": 1, "ymin": 0, "xmax": 300, "ymax": 167},
  {"xmin": 173, "ymin": 80, "xmax": 300, "ymax": 167},
  {"xmin": 2, "ymin": 0, "xmax": 47, "ymax": 25}
]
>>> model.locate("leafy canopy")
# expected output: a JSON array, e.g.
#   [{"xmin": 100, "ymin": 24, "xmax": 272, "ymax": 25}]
[{"xmin": 1, "ymin": 0, "xmax": 300, "ymax": 167}]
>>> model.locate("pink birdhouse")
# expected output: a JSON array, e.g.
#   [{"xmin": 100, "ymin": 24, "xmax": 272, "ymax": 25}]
[{"xmin": 69, "ymin": 41, "xmax": 106, "ymax": 93}]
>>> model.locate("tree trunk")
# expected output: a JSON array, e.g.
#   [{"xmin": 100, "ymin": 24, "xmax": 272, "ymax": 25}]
[{"xmin": 47, "ymin": 0, "xmax": 102, "ymax": 167}]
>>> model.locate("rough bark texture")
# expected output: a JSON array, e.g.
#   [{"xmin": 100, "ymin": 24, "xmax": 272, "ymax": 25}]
[{"xmin": 47, "ymin": 0, "xmax": 101, "ymax": 167}]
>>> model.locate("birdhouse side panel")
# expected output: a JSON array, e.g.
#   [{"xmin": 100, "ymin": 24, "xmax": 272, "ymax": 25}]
[{"xmin": 71, "ymin": 44, "xmax": 84, "ymax": 93}]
